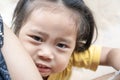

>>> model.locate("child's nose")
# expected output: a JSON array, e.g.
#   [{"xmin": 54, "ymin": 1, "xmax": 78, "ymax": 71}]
[{"xmin": 37, "ymin": 47, "xmax": 54, "ymax": 62}]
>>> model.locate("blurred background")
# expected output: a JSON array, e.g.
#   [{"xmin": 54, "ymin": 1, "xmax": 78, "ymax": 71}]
[{"xmin": 0, "ymin": 0, "xmax": 120, "ymax": 79}]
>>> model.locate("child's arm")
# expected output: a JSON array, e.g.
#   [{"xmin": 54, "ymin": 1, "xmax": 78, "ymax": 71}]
[
  {"xmin": 2, "ymin": 24, "xmax": 43, "ymax": 80},
  {"xmin": 100, "ymin": 47, "xmax": 120, "ymax": 70}
]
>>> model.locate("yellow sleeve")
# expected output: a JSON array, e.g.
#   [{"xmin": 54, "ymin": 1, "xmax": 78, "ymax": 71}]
[{"xmin": 71, "ymin": 45, "xmax": 101, "ymax": 71}]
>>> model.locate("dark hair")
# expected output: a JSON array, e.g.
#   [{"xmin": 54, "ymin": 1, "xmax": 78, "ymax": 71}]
[
  {"xmin": 12, "ymin": 0, "xmax": 98, "ymax": 52},
  {"xmin": 63, "ymin": 0, "xmax": 98, "ymax": 52}
]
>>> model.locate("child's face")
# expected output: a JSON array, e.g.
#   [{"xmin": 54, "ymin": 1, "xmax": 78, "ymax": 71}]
[{"xmin": 18, "ymin": 9, "xmax": 77, "ymax": 77}]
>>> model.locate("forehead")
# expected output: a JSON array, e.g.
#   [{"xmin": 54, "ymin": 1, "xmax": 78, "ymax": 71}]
[
  {"xmin": 23, "ymin": 5, "xmax": 78, "ymax": 37},
  {"xmin": 26, "ymin": 1, "xmax": 80, "ymax": 27},
  {"xmin": 28, "ymin": 8, "xmax": 77, "ymax": 33}
]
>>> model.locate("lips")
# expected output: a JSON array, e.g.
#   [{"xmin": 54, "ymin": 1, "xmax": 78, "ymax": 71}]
[{"xmin": 36, "ymin": 63, "xmax": 51, "ymax": 73}]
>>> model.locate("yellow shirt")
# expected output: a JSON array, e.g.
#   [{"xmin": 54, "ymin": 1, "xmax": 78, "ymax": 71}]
[{"xmin": 48, "ymin": 45, "xmax": 101, "ymax": 80}]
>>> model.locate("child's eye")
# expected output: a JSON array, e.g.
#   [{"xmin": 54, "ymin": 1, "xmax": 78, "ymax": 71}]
[
  {"xmin": 32, "ymin": 36, "xmax": 43, "ymax": 42},
  {"xmin": 57, "ymin": 43, "xmax": 67, "ymax": 48}
]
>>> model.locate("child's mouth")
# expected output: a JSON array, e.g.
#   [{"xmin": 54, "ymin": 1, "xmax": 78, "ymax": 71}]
[{"xmin": 36, "ymin": 63, "xmax": 52, "ymax": 74}]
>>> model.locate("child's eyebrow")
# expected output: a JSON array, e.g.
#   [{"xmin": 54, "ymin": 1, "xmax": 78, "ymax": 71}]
[
  {"xmin": 56, "ymin": 37, "xmax": 74, "ymax": 44},
  {"xmin": 30, "ymin": 29, "xmax": 48, "ymax": 38}
]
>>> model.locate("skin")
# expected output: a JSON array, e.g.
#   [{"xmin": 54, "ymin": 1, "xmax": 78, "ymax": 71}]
[
  {"xmin": 2, "ymin": 24, "xmax": 43, "ymax": 80},
  {"xmin": 18, "ymin": 9, "xmax": 77, "ymax": 77},
  {"xmin": 100, "ymin": 47, "xmax": 120, "ymax": 70}
]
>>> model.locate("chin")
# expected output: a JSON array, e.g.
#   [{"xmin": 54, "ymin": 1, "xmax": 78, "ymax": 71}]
[{"xmin": 41, "ymin": 73, "xmax": 50, "ymax": 77}]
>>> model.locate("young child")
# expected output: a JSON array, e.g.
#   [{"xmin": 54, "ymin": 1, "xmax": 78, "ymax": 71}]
[
  {"xmin": 3, "ymin": 0, "xmax": 120, "ymax": 80},
  {"xmin": 12, "ymin": 0, "xmax": 99, "ymax": 79}
]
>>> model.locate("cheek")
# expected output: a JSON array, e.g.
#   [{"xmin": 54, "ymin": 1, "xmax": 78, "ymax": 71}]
[
  {"xmin": 21, "ymin": 41, "xmax": 37, "ymax": 61},
  {"xmin": 53, "ymin": 54, "xmax": 71, "ymax": 72},
  {"xmin": 19, "ymin": 38, "xmax": 35, "ymax": 56},
  {"xmin": 18, "ymin": 31, "xmax": 37, "ymax": 58}
]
